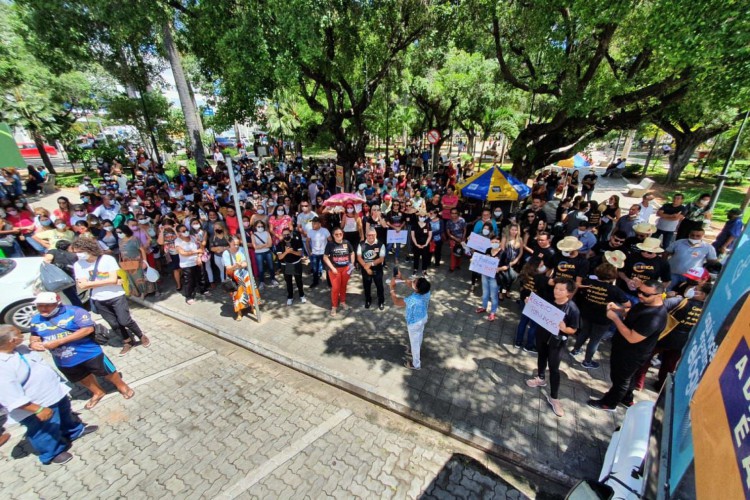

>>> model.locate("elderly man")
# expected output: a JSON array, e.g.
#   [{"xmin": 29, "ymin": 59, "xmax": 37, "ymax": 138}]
[
  {"xmin": 357, "ymin": 228, "xmax": 386, "ymax": 310},
  {"xmin": 665, "ymin": 228, "xmax": 718, "ymax": 291},
  {"xmin": 0, "ymin": 325, "xmax": 98, "ymax": 465},
  {"xmin": 30, "ymin": 292, "xmax": 134, "ymax": 409}
]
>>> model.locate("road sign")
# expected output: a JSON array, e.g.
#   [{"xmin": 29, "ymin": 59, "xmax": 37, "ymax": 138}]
[
  {"xmin": 427, "ymin": 129, "xmax": 441, "ymax": 144},
  {"xmin": 203, "ymin": 108, "xmax": 215, "ymax": 117}
]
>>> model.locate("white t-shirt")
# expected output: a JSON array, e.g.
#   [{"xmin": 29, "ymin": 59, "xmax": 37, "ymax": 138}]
[
  {"xmin": 73, "ymin": 254, "xmax": 125, "ymax": 301},
  {"xmin": 175, "ymin": 237, "xmax": 200, "ymax": 268},
  {"xmin": 307, "ymin": 227, "xmax": 331, "ymax": 255}
]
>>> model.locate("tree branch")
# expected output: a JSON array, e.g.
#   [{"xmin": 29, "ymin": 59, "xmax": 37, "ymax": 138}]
[{"xmin": 578, "ymin": 24, "xmax": 617, "ymax": 91}]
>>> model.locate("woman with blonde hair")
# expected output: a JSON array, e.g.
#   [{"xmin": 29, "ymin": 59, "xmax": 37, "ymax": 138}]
[{"xmin": 498, "ymin": 223, "xmax": 524, "ymax": 300}]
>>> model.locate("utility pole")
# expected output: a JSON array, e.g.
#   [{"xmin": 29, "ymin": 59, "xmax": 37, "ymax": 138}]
[{"xmin": 710, "ymin": 110, "xmax": 750, "ymax": 212}]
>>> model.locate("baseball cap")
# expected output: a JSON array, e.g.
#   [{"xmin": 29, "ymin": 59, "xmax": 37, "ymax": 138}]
[{"xmin": 34, "ymin": 292, "xmax": 61, "ymax": 304}]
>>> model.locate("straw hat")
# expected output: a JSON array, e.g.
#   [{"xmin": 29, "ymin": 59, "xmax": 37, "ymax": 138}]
[
  {"xmin": 633, "ymin": 222, "xmax": 656, "ymax": 235},
  {"xmin": 604, "ymin": 250, "xmax": 626, "ymax": 269},
  {"xmin": 556, "ymin": 236, "xmax": 583, "ymax": 252},
  {"xmin": 635, "ymin": 237, "xmax": 664, "ymax": 253}
]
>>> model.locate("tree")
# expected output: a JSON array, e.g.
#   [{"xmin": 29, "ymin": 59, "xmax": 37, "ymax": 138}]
[
  {"xmin": 187, "ymin": 0, "xmax": 436, "ymax": 186},
  {"xmin": 461, "ymin": 0, "xmax": 750, "ymax": 181}
]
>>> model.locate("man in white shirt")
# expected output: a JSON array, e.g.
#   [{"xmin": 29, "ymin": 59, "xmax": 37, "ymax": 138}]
[
  {"xmin": 0, "ymin": 325, "xmax": 97, "ymax": 465},
  {"xmin": 92, "ymin": 196, "xmax": 120, "ymax": 222},
  {"xmin": 306, "ymin": 217, "xmax": 331, "ymax": 288},
  {"xmin": 638, "ymin": 193, "xmax": 656, "ymax": 223},
  {"xmin": 308, "ymin": 177, "xmax": 320, "ymax": 206}
]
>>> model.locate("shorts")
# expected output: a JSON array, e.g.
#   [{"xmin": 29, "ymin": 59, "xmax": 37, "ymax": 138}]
[
  {"xmin": 165, "ymin": 254, "xmax": 180, "ymax": 272},
  {"xmin": 58, "ymin": 353, "xmax": 116, "ymax": 383}
]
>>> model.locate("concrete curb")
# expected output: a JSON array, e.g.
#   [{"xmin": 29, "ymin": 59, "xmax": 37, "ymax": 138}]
[{"xmin": 132, "ymin": 296, "xmax": 577, "ymax": 490}]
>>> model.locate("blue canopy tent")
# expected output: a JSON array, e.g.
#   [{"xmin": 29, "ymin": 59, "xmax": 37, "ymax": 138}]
[{"xmin": 457, "ymin": 165, "xmax": 531, "ymax": 201}]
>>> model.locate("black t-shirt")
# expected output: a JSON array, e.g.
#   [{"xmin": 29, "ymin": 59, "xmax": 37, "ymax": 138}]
[
  {"xmin": 613, "ymin": 303, "xmax": 668, "ymax": 359},
  {"xmin": 412, "ymin": 221, "xmax": 431, "ymax": 245},
  {"xmin": 522, "ymin": 208, "xmax": 548, "ymax": 225},
  {"xmin": 276, "ymin": 233, "xmax": 304, "ymax": 264},
  {"xmin": 658, "ymin": 203, "xmax": 687, "ymax": 221},
  {"xmin": 387, "ymin": 211, "xmax": 405, "ymax": 228},
  {"xmin": 581, "ymin": 174, "xmax": 597, "ymax": 191},
  {"xmin": 519, "ymin": 273, "xmax": 550, "ymax": 301},
  {"xmin": 366, "ymin": 215, "xmax": 388, "ymax": 244},
  {"xmin": 555, "ymin": 300, "xmax": 581, "ymax": 336},
  {"xmin": 551, "ymin": 253, "xmax": 589, "ymax": 282},
  {"xmin": 210, "ymin": 235, "xmax": 229, "ymax": 255},
  {"xmin": 527, "ymin": 244, "xmax": 556, "ymax": 267},
  {"xmin": 358, "ymin": 241, "xmax": 385, "ymax": 270},
  {"xmin": 325, "ymin": 240, "xmax": 354, "ymax": 267},
  {"xmin": 618, "ymin": 254, "xmax": 671, "ymax": 291},
  {"xmin": 575, "ymin": 278, "xmax": 630, "ymax": 324},
  {"xmin": 657, "ymin": 297, "xmax": 703, "ymax": 351}
]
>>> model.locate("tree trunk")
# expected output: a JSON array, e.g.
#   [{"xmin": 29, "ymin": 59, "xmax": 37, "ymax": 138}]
[
  {"xmin": 466, "ymin": 131, "xmax": 476, "ymax": 155},
  {"xmin": 32, "ymin": 131, "xmax": 56, "ymax": 174},
  {"xmin": 665, "ymin": 133, "xmax": 709, "ymax": 185},
  {"xmin": 162, "ymin": 21, "xmax": 206, "ymax": 171},
  {"xmin": 499, "ymin": 135, "xmax": 507, "ymax": 166},
  {"xmin": 740, "ymin": 183, "xmax": 750, "ymax": 214}
]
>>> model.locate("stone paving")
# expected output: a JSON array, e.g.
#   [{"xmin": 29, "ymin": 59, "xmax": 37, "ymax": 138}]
[{"xmin": 0, "ymin": 309, "xmax": 543, "ymax": 499}]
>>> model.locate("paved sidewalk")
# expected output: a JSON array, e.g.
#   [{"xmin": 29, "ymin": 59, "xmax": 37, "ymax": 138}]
[
  {"xmin": 1, "ymin": 309, "xmax": 537, "ymax": 499},
  {"xmin": 136, "ymin": 203, "xmax": 660, "ymax": 485}
]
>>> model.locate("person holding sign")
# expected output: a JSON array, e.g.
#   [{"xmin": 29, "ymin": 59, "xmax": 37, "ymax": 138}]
[
  {"xmin": 526, "ymin": 279, "xmax": 580, "ymax": 418},
  {"xmin": 475, "ymin": 233, "xmax": 503, "ymax": 322}
]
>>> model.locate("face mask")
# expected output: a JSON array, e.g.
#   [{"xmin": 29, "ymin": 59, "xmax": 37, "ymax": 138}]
[
  {"xmin": 104, "ymin": 226, "xmax": 114, "ymax": 231},
  {"xmin": 561, "ymin": 251, "xmax": 572, "ymax": 257},
  {"xmin": 494, "ymin": 211, "xmax": 502, "ymax": 218},
  {"xmin": 116, "ymin": 231, "xmax": 125, "ymax": 237},
  {"xmin": 688, "ymin": 238, "xmax": 701, "ymax": 245},
  {"xmin": 55, "ymin": 223, "xmax": 67, "ymax": 230},
  {"xmin": 257, "ymin": 209, "xmax": 265, "ymax": 215},
  {"xmin": 138, "ymin": 218, "xmax": 149, "ymax": 224},
  {"xmin": 283, "ymin": 234, "xmax": 292, "ymax": 241},
  {"xmin": 40, "ymin": 305, "xmax": 61, "ymax": 318},
  {"xmin": 41, "ymin": 219, "xmax": 52, "ymax": 226},
  {"xmin": 192, "ymin": 224, "xmax": 201, "ymax": 230},
  {"xmin": 482, "ymin": 229, "xmax": 490, "ymax": 236},
  {"xmin": 685, "ymin": 288, "xmax": 696, "ymax": 299},
  {"xmin": 277, "ymin": 210, "xmax": 285, "ymax": 216},
  {"xmin": 15, "ymin": 202, "xmax": 24, "ymax": 208},
  {"xmin": 346, "ymin": 208, "xmax": 354, "ymax": 214},
  {"xmin": 81, "ymin": 197, "xmax": 90, "ymax": 203},
  {"xmin": 419, "ymin": 216, "xmax": 427, "ymax": 222},
  {"xmin": 76, "ymin": 252, "xmax": 89, "ymax": 261},
  {"xmin": 256, "ymin": 227, "xmax": 265, "ymax": 232},
  {"xmin": 128, "ymin": 226, "xmax": 139, "ymax": 232},
  {"xmin": 538, "ymin": 265, "xmax": 547, "ymax": 273},
  {"xmin": 491, "ymin": 242, "xmax": 500, "ymax": 249},
  {"xmin": 7, "ymin": 210, "xmax": 17, "ymax": 216},
  {"xmin": 147, "ymin": 228, "xmax": 156, "ymax": 237}
]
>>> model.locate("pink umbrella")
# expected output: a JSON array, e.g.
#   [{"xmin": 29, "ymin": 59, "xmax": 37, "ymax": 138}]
[{"xmin": 322, "ymin": 192, "xmax": 364, "ymax": 207}]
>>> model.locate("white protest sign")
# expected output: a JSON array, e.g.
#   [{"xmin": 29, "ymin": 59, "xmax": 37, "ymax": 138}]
[
  {"xmin": 467, "ymin": 232, "xmax": 492, "ymax": 253},
  {"xmin": 469, "ymin": 253, "xmax": 499, "ymax": 278},
  {"xmin": 522, "ymin": 292, "xmax": 565, "ymax": 336},
  {"xmin": 387, "ymin": 229, "xmax": 408, "ymax": 245}
]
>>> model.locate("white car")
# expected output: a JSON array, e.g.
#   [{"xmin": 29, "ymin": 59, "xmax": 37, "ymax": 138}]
[{"xmin": 0, "ymin": 257, "xmax": 87, "ymax": 331}]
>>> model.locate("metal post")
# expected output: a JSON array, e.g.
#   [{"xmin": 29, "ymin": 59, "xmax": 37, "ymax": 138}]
[
  {"xmin": 710, "ymin": 110, "xmax": 750, "ymax": 211},
  {"xmin": 431, "ymin": 144, "xmax": 435, "ymax": 173},
  {"xmin": 224, "ymin": 154, "xmax": 261, "ymax": 322}
]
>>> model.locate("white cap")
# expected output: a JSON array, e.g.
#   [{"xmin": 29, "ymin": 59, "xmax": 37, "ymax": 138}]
[
  {"xmin": 358, "ymin": 183, "xmax": 367, "ymax": 191},
  {"xmin": 34, "ymin": 292, "xmax": 61, "ymax": 304}
]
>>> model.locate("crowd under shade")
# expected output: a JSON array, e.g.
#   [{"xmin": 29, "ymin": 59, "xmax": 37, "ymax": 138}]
[{"xmin": 457, "ymin": 165, "xmax": 531, "ymax": 202}]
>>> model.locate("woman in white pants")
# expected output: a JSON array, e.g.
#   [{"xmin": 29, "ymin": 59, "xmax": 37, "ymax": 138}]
[{"xmin": 389, "ymin": 271, "xmax": 432, "ymax": 370}]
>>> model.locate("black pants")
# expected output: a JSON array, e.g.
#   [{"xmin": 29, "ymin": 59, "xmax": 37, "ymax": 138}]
[
  {"xmin": 362, "ymin": 270, "xmax": 384, "ymax": 305},
  {"xmin": 600, "ymin": 349, "xmax": 647, "ymax": 406},
  {"xmin": 536, "ymin": 329, "xmax": 566, "ymax": 399},
  {"xmin": 181, "ymin": 265, "xmax": 202, "ymax": 300},
  {"xmin": 284, "ymin": 273, "xmax": 305, "ymax": 299},
  {"xmin": 93, "ymin": 294, "xmax": 143, "ymax": 343},
  {"xmin": 412, "ymin": 245, "xmax": 430, "ymax": 273},
  {"xmin": 432, "ymin": 240, "xmax": 443, "ymax": 266},
  {"xmin": 497, "ymin": 268, "xmax": 517, "ymax": 292}
]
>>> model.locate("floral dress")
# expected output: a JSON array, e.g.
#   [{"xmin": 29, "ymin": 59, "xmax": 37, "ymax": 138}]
[{"xmin": 222, "ymin": 248, "xmax": 259, "ymax": 313}]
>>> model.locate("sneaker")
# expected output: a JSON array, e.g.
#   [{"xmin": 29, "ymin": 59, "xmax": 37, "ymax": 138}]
[
  {"xmin": 650, "ymin": 357, "xmax": 662, "ymax": 368},
  {"xmin": 488, "ymin": 313, "xmax": 496, "ymax": 322},
  {"xmin": 309, "ymin": 282, "xmax": 318, "ymax": 288},
  {"xmin": 404, "ymin": 360, "xmax": 421, "ymax": 370},
  {"xmin": 119, "ymin": 343, "xmax": 133, "ymax": 357},
  {"xmin": 475, "ymin": 307, "xmax": 486, "ymax": 314},
  {"xmin": 186, "ymin": 299, "xmax": 195, "ymax": 305},
  {"xmin": 569, "ymin": 348, "xmax": 582, "ymax": 357},
  {"xmin": 365, "ymin": 302, "xmax": 371, "ymax": 309},
  {"xmin": 74, "ymin": 425, "xmax": 99, "ymax": 440},
  {"xmin": 378, "ymin": 303, "xmax": 385, "ymax": 311},
  {"xmin": 330, "ymin": 307, "xmax": 337, "ymax": 317},
  {"xmin": 514, "ymin": 342, "xmax": 522, "ymax": 349},
  {"xmin": 201, "ymin": 290, "xmax": 210, "ymax": 296},
  {"xmin": 619, "ymin": 400, "xmax": 634, "ymax": 409},
  {"xmin": 522, "ymin": 346, "xmax": 537, "ymax": 354},
  {"xmin": 339, "ymin": 303, "xmax": 349, "ymax": 310},
  {"xmin": 546, "ymin": 395, "xmax": 564, "ymax": 417},
  {"xmin": 587, "ymin": 399, "xmax": 616, "ymax": 412},
  {"xmin": 286, "ymin": 299, "xmax": 293, "ymax": 306},
  {"xmin": 259, "ymin": 282, "xmax": 265, "ymax": 290},
  {"xmin": 526, "ymin": 376, "xmax": 547, "ymax": 388},
  {"xmin": 271, "ymin": 279, "xmax": 280, "ymax": 286},
  {"xmin": 581, "ymin": 360, "xmax": 600, "ymax": 369},
  {"xmin": 139, "ymin": 335, "xmax": 151, "ymax": 348},
  {"xmin": 49, "ymin": 451, "xmax": 74, "ymax": 465},
  {"xmin": 300, "ymin": 297, "xmax": 307, "ymax": 304}
]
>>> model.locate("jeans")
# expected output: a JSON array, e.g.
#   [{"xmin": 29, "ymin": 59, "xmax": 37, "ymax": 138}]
[
  {"xmin": 654, "ymin": 229, "xmax": 675, "ymax": 249},
  {"xmin": 310, "ymin": 254, "xmax": 324, "ymax": 283},
  {"xmin": 572, "ymin": 318, "xmax": 610, "ymax": 362},
  {"xmin": 61, "ymin": 286, "xmax": 84, "ymax": 308},
  {"xmin": 386, "ymin": 243, "xmax": 403, "ymax": 263},
  {"xmin": 206, "ymin": 254, "xmax": 225, "ymax": 283},
  {"xmin": 515, "ymin": 315, "xmax": 537, "ymax": 349},
  {"xmin": 255, "ymin": 251, "xmax": 274, "ymax": 284},
  {"xmin": 669, "ymin": 274, "xmax": 688, "ymax": 292},
  {"xmin": 362, "ymin": 269, "xmax": 384, "ymax": 305},
  {"xmin": 536, "ymin": 329, "xmax": 566, "ymax": 399},
  {"xmin": 481, "ymin": 274, "xmax": 499, "ymax": 313},
  {"xmin": 21, "ymin": 396, "xmax": 84, "ymax": 464},
  {"xmin": 93, "ymin": 294, "xmax": 143, "ymax": 342},
  {"xmin": 581, "ymin": 189, "xmax": 593, "ymax": 202},
  {"xmin": 407, "ymin": 317, "xmax": 427, "ymax": 369}
]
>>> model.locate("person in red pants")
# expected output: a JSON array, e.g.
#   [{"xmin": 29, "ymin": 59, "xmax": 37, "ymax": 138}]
[
  {"xmin": 634, "ymin": 282, "xmax": 710, "ymax": 391},
  {"xmin": 445, "ymin": 208, "xmax": 467, "ymax": 272},
  {"xmin": 323, "ymin": 228, "xmax": 355, "ymax": 316}
]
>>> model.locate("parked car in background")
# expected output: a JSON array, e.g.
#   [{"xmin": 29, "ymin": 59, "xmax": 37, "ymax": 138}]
[
  {"xmin": 17, "ymin": 142, "xmax": 58, "ymax": 158},
  {"xmin": 0, "ymin": 257, "xmax": 86, "ymax": 331},
  {"xmin": 214, "ymin": 136, "xmax": 234, "ymax": 148}
]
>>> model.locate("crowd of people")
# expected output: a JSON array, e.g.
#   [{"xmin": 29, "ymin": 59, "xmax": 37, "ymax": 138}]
[{"xmin": 0, "ymin": 145, "xmax": 744, "ymax": 464}]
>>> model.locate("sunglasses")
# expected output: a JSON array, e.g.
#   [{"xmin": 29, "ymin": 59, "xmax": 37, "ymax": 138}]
[{"xmin": 637, "ymin": 289, "xmax": 660, "ymax": 297}]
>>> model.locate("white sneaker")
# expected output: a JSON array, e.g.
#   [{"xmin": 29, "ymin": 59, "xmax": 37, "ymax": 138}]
[
  {"xmin": 300, "ymin": 297, "xmax": 307, "ymax": 304},
  {"xmin": 286, "ymin": 299, "xmax": 293, "ymax": 306},
  {"xmin": 259, "ymin": 282, "xmax": 265, "ymax": 290},
  {"xmin": 271, "ymin": 279, "xmax": 280, "ymax": 286},
  {"xmin": 526, "ymin": 376, "xmax": 547, "ymax": 388}
]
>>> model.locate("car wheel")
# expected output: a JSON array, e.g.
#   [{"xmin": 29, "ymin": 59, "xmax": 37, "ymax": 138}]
[{"xmin": 3, "ymin": 301, "xmax": 37, "ymax": 332}]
